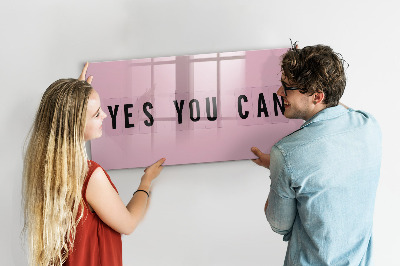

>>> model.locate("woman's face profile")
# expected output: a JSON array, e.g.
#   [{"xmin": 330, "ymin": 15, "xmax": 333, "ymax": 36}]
[{"xmin": 84, "ymin": 89, "xmax": 107, "ymax": 141}]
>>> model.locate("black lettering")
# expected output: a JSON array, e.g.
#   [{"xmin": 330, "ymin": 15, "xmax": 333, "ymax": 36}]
[
  {"xmin": 189, "ymin": 99, "xmax": 200, "ymax": 122},
  {"xmin": 257, "ymin": 93, "xmax": 269, "ymax": 117},
  {"xmin": 143, "ymin": 102, "xmax": 154, "ymax": 127},
  {"xmin": 107, "ymin": 105, "xmax": 119, "ymax": 129},
  {"xmin": 124, "ymin": 104, "xmax": 135, "ymax": 128},
  {"xmin": 237, "ymin": 95, "xmax": 249, "ymax": 119},
  {"xmin": 174, "ymin": 100, "xmax": 185, "ymax": 124},
  {"xmin": 273, "ymin": 93, "xmax": 285, "ymax": 116},
  {"xmin": 206, "ymin": 97, "xmax": 217, "ymax": 121}
]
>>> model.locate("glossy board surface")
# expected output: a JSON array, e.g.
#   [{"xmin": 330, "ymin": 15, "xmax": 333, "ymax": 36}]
[{"xmin": 88, "ymin": 48, "xmax": 303, "ymax": 169}]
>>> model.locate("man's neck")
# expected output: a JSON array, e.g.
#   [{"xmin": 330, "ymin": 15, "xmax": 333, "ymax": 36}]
[{"xmin": 304, "ymin": 104, "xmax": 327, "ymax": 121}]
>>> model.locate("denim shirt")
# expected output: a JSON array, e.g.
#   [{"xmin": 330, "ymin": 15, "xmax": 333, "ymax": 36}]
[{"xmin": 266, "ymin": 105, "xmax": 382, "ymax": 266}]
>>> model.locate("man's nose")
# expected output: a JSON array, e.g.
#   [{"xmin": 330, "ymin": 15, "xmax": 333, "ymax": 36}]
[{"xmin": 277, "ymin": 85, "xmax": 285, "ymax": 97}]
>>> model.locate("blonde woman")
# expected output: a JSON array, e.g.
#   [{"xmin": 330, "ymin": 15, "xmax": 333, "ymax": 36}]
[{"xmin": 23, "ymin": 63, "xmax": 165, "ymax": 266}]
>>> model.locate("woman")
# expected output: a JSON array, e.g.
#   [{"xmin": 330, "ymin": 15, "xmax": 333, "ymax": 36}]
[{"xmin": 22, "ymin": 63, "xmax": 165, "ymax": 265}]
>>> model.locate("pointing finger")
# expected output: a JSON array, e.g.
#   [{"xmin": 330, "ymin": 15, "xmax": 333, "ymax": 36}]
[
  {"xmin": 156, "ymin": 158, "xmax": 166, "ymax": 166},
  {"xmin": 78, "ymin": 62, "xmax": 89, "ymax": 81},
  {"xmin": 251, "ymin": 147, "xmax": 263, "ymax": 157},
  {"xmin": 144, "ymin": 158, "xmax": 165, "ymax": 172}
]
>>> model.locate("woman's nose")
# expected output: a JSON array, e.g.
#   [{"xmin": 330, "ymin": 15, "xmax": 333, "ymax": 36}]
[{"xmin": 102, "ymin": 110, "xmax": 107, "ymax": 119}]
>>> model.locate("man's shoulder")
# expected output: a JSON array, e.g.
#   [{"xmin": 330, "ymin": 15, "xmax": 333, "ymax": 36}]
[
  {"xmin": 274, "ymin": 107, "xmax": 381, "ymax": 157},
  {"xmin": 348, "ymin": 109, "xmax": 380, "ymax": 127},
  {"xmin": 273, "ymin": 128, "xmax": 310, "ymax": 158}
]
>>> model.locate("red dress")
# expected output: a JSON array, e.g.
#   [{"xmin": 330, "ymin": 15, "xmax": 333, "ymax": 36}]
[{"xmin": 64, "ymin": 160, "xmax": 122, "ymax": 266}]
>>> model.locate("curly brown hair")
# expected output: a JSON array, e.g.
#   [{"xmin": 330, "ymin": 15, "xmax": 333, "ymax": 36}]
[{"xmin": 281, "ymin": 44, "xmax": 347, "ymax": 107}]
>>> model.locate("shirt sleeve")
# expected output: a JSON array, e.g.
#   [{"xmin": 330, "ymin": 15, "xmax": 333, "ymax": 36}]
[{"xmin": 266, "ymin": 145, "xmax": 297, "ymax": 241}]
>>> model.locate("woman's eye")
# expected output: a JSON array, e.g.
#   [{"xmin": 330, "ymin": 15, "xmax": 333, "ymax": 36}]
[{"xmin": 95, "ymin": 112, "xmax": 100, "ymax": 117}]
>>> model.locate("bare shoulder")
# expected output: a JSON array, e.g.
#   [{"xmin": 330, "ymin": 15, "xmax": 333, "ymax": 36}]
[
  {"xmin": 90, "ymin": 166, "xmax": 107, "ymax": 181},
  {"xmin": 85, "ymin": 164, "xmax": 133, "ymax": 234},
  {"xmin": 86, "ymin": 167, "xmax": 114, "ymax": 199}
]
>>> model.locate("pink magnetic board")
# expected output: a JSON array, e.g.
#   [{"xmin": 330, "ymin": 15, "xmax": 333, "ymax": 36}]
[{"xmin": 87, "ymin": 48, "xmax": 303, "ymax": 170}]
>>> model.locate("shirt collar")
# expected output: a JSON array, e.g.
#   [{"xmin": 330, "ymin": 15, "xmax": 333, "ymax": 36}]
[{"xmin": 301, "ymin": 105, "xmax": 349, "ymax": 129}]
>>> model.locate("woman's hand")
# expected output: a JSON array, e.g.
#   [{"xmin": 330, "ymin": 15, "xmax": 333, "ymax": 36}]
[
  {"xmin": 78, "ymin": 62, "xmax": 93, "ymax": 84},
  {"xmin": 142, "ymin": 158, "xmax": 166, "ymax": 185}
]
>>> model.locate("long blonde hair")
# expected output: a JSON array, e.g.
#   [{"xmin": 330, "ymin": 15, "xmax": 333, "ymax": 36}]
[{"xmin": 23, "ymin": 79, "xmax": 93, "ymax": 265}]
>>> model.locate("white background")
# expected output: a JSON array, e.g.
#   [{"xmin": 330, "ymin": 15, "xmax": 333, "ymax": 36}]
[{"xmin": 1, "ymin": 1, "xmax": 399, "ymax": 265}]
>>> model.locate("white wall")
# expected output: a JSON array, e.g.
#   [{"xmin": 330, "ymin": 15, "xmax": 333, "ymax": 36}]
[{"xmin": 1, "ymin": 0, "xmax": 399, "ymax": 265}]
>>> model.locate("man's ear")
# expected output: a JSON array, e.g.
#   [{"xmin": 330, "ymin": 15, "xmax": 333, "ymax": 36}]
[{"xmin": 313, "ymin": 92, "xmax": 325, "ymax": 104}]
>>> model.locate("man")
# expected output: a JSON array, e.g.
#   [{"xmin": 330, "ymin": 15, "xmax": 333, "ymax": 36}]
[{"xmin": 251, "ymin": 44, "xmax": 381, "ymax": 265}]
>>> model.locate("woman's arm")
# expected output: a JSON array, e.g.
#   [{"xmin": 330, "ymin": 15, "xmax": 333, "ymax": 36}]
[
  {"xmin": 86, "ymin": 158, "xmax": 165, "ymax": 235},
  {"xmin": 339, "ymin": 102, "xmax": 349, "ymax": 109}
]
